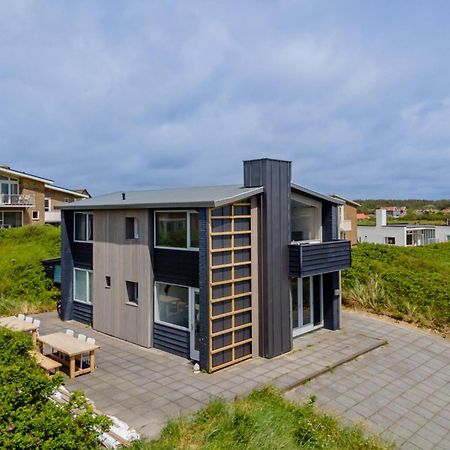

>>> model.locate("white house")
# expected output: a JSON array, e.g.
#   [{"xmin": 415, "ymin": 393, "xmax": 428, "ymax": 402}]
[{"xmin": 357, "ymin": 209, "xmax": 437, "ymax": 246}]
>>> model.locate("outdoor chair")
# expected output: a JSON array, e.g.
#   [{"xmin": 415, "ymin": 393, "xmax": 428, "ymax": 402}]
[
  {"xmin": 33, "ymin": 319, "xmax": 40, "ymax": 336},
  {"xmin": 78, "ymin": 334, "xmax": 87, "ymax": 341},
  {"xmin": 78, "ymin": 337, "xmax": 95, "ymax": 369},
  {"xmin": 18, "ymin": 313, "xmax": 25, "ymax": 320},
  {"xmin": 25, "ymin": 317, "xmax": 33, "ymax": 323},
  {"xmin": 66, "ymin": 329, "xmax": 74, "ymax": 336}
]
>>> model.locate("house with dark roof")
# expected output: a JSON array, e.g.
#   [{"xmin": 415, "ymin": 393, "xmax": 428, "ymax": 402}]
[
  {"xmin": 59, "ymin": 158, "xmax": 351, "ymax": 372},
  {"xmin": 0, "ymin": 164, "xmax": 89, "ymax": 227}
]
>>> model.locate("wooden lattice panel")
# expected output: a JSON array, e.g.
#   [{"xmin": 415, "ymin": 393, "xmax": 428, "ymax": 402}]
[{"xmin": 208, "ymin": 202, "xmax": 253, "ymax": 371}]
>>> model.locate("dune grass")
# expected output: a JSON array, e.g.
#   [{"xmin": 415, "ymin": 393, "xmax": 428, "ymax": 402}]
[
  {"xmin": 0, "ymin": 225, "xmax": 60, "ymax": 316},
  {"xmin": 128, "ymin": 387, "xmax": 391, "ymax": 450},
  {"xmin": 342, "ymin": 243, "xmax": 450, "ymax": 337}
]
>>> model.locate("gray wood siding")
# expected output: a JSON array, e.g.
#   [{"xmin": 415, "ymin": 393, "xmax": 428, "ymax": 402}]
[
  {"xmin": 289, "ymin": 240, "xmax": 351, "ymax": 278},
  {"xmin": 93, "ymin": 210, "xmax": 153, "ymax": 347},
  {"xmin": 153, "ymin": 322, "xmax": 190, "ymax": 358}
]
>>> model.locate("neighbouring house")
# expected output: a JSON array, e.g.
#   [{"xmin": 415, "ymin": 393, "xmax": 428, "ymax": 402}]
[
  {"xmin": 358, "ymin": 209, "xmax": 436, "ymax": 246},
  {"xmin": 356, "ymin": 213, "xmax": 369, "ymax": 220},
  {"xmin": 435, "ymin": 226, "xmax": 450, "ymax": 243},
  {"xmin": 0, "ymin": 164, "xmax": 90, "ymax": 228},
  {"xmin": 59, "ymin": 158, "xmax": 351, "ymax": 373},
  {"xmin": 380, "ymin": 206, "xmax": 407, "ymax": 218},
  {"xmin": 330, "ymin": 195, "xmax": 360, "ymax": 246}
]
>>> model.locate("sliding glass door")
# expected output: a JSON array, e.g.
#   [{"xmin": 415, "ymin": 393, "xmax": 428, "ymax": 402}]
[{"xmin": 291, "ymin": 275, "xmax": 323, "ymax": 337}]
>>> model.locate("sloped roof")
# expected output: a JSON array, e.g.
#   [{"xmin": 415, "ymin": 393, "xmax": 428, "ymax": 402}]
[{"xmin": 330, "ymin": 194, "xmax": 360, "ymax": 207}]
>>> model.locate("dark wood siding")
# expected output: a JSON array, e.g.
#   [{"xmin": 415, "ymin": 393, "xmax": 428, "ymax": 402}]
[
  {"xmin": 244, "ymin": 159, "xmax": 292, "ymax": 359},
  {"xmin": 322, "ymin": 202, "xmax": 338, "ymax": 242},
  {"xmin": 289, "ymin": 240, "xmax": 351, "ymax": 278},
  {"xmin": 153, "ymin": 248, "xmax": 199, "ymax": 287},
  {"xmin": 153, "ymin": 322, "xmax": 190, "ymax": 358},
  {"xmin": 73, "ymin": 301, "xmax": 93, "ymax": 324}
]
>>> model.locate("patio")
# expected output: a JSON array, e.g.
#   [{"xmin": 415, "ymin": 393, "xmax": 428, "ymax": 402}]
[{"xmin": 36, "ymin": 311, "xmax": 384, "ymax": 439}]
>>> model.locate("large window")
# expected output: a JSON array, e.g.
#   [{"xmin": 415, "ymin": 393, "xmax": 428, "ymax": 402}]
[
  {"xmin": 155, "ymin": 211, "xmax": 199, "ymax": 249},
  {"xmin": 74, "ymin": 212, "xmax": 93, "ymax": 242},
  {"xmin": 291, "ymin": 193, "xmax": 322, "ymax": 242},
  {"xmin": 0, "ymin": 211, "xmax": 22, "ymax": 228},
  {"xmin": 154, "ymin": 282, "xmax": 189, "ymax": 329},
  {"xmin": 74, "ymin": 268, "xmax": 93, "ymax": 304}
]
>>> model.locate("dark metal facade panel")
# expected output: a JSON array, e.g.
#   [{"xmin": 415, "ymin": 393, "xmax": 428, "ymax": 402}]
[
  {"xmin": 321, "ymin": 202, "xmax": 338, "ymax": 242},
  {"xmin": 153, "ymin": 322, "xmax": 190, "ymax": 358},
  {"xmin": 153, "ymin": 248, "xmax": 199, "ymax": 287},
  {"xmin": 63, "ymin": 210, "xmax": 93, "ymax": 269},
  {"xmin": 73, "ymin": 301, "xmax": 93, "ymax": 324},
  {"xmin": 244, "ymin": 159, "xmax": 292, "ymax": 358},
  {"xmin": 289, "ymin": 240, "xmax": 351, "ymax": 278},
  {"xmin": 198, "ymin": 208, "xmax": 209, "ymax": 370},
  {"xmin": 60, "ymin": 210, "xmax": 74, "ymax": 321},
  {"xmin": 323, "ymin": 271, "xmax": 340, "ymax": 330}
]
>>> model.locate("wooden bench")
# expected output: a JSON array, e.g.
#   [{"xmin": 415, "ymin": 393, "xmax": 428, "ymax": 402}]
[{"xmin": 30, "ymin": 350, "xmax": 62, "ymax": 378}]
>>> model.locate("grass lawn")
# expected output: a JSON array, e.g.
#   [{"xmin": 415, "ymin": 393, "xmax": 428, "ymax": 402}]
[
  {"xmin": 342, "ymin": 242, "xmax": 450, "ymax": 337},
  {"xmin": 0, "ymin": 225, "xmax": 60, "ymax": 316},
  {"xmin": 128, "ymin": 387, "xmax": 391, "ymax": 450}
]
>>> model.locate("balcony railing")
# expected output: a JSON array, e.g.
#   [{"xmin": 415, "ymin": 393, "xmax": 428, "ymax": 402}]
[
  {"xmin": 0, "ymin": 194, "xmax": 35, "ymax": 206},
  {"xmin": 289, "ymin": 240, "xmax": 352, "ymax": 277}
]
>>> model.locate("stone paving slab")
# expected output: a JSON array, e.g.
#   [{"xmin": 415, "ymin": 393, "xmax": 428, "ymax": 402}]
[
  {"xmin": 286, "ymin": 311, "xmax": 450, "ymax": 449},
  {"xmin": 36, "ymin": 311, "xmax": 383, "ymax": 440}
]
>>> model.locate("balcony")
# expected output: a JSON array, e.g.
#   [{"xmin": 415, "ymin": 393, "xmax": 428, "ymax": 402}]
[
  {"xmin": 340, "ymin": 219, "xmax": 352, "ymax": 232},
  {"xmin": 289, "ymin": 240, "xmax": 351, "ymax": 277},
  {"xmin": 45, "ymin": 211, "xmax": 61, "ymax": 223},
  {"xmin": 0, "ymin": 194, "xmax": 35, "ymax": 207}
]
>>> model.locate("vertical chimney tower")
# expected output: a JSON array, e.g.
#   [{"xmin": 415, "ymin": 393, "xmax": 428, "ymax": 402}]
[{"xmin": 243, "ymin": 158, "xmax": 292, "ymax": 358}]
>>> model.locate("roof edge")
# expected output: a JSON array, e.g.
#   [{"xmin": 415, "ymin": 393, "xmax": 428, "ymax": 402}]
[{"xmin": 291, "ymin": 183, "xmax": 344, "ymax": 205}]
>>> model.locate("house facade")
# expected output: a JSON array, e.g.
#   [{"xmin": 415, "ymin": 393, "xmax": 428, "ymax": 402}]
[
  {"xmin": 0, "ymin": 165, "xmax": 89, "ymax": 228},
  {"xmin": 331, "ymin": 195, "xmax": 360, "ymax": 246},
  {"xmin": 59, "ymin": 159, "xmax": 351, "ymax": 372},
  {"xmin": 358, "ymin": 209, "xmax": 436, "ymax": 246}
]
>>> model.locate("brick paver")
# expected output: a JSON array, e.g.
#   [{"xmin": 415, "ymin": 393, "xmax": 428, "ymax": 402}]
[
  {"xmin": 286, "ymin": 311, "xmax": 450, "ymax": 449},
  {"xmin": 36, "ymin": 311, "xmax": 382, "ymax": 439}
]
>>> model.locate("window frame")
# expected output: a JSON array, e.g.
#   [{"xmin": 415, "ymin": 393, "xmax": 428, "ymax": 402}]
[
  {"xmin": 44, "ymin": 197, "xmax": 51, "ymax": 212},
  {"xmin": 73, "ymin": 267, "xmax": 93, "ymax": 304},
  {"xmin": 154, "ymin": 281, "xmax": 192, "ymax": 331},
  {"xmin": 154, "ymin": 210, "xmax": 199, "ymax": 251},
  {"xmin": 125, "ymin": 281, "xmax": 139, "ymax": 305},
  {"xmin": 384, "ymin": 236, "xmax": 396, "ymax": 245},
  {"xmin": 74, "ymin": 212, "xmax": 93, "ymax": 243},
  {"xmin": 32, "ymin": 210, "xmax": 40, "ymax": 220},
  {"xmin": 125, "ymin": 217, "xmax": 139, "ymax": 240}
]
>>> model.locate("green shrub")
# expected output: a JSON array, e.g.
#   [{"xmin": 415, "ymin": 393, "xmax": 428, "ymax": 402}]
[
  {"xmin": 128, "ymin": 386, "xmax": 390, "ymax": 449},
  {"xmin": 0, "ymin": 328, "xmax": 110, "ymax": 449},
  {"xmin": 0, "ymin": 225, "xmax": 60, "ymax": 316},
  {"xmin": 343, "ymin": 243, "xmax": 450, "ymax": 336}
]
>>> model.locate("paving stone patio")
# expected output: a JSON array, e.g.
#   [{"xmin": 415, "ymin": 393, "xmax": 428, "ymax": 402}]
[
  {"xmin": 286, "ymin": 311, "xmax": 450, "ymax": 450},
  {"xmin": 36, "ymin": 311, "xmax": 383, "ymax": 439}
]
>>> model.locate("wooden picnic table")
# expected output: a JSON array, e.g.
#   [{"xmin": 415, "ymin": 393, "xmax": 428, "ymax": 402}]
[
  {"xmin": 37, "ymin": 332, "xmax": 99, "ymax": 379},
  {"xmin": 0, "ymin": 316, "xmax": 39, "ymax": 345}
]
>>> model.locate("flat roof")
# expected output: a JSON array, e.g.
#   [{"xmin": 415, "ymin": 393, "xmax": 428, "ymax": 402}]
[{"xmin": 58, "ymin": 185, "xmax": 264, "ymax": 210}]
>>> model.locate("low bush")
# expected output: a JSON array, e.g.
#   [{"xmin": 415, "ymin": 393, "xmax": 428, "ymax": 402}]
[
  {"xmin": 128, "ymin": 386, "xmax": 390, "ymax": 449},
  {"xmin": 0, "ymin": 328, "xmax": 110, "ymax": 449},
  {"xmin": 343, "ymin": 243, "xmax": 450, "ymax": 336},
  {"xmin": 0, "ymin": 225, "xmax": 60, "ymax": 316}
]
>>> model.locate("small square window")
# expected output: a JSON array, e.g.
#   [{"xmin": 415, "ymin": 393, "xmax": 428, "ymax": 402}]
[
  {"xmin": 105, "ymin": 276, "xmax": 111, "ymax": 288},
  {"xmin": 32, "ymin": 210, "xmax": 39, "ymax": 220},
  {"xmin": 385, "ymin": 237, "xmax": 396, "ymax": 245},
  {"xmin": 64, "ymin": 197, "xmax": 69, "ymax": 203},
  {"xmin": 125, "ymin": 217, "xmax": 138, "ymax": 239},
  {"xmin": 126, "ymin": 281, "xmax": 138, "ymax": 304}
]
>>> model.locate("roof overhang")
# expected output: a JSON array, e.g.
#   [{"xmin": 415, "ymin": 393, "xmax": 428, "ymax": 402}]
[
  {"xmin": 0, "ymin": 167, "xmax": 54, "ymax": 184},
  {"xmin": 291, "ymin": 183, "xmax": 344, "ymax": 205},
  {"xmin": 45, "ymin": 184, "xmax": 90, "ymax": 198}
]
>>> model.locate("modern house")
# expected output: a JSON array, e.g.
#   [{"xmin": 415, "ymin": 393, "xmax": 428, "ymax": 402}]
[
  {"xmin": 358, "ymin": 209, "xmax": 436, "ymax": 246},
  {"xmin": 381, "ymin": 206, "xmax": 407, "ymax": 218},
  {"xmin": 59, "ymin": 158, "xmax": 351, "ymax": 373},
  {"xmin": 331, "ymin": 195, "xmax": 360, "ymax": 246},
  {"xmin": 0, "ymin": 165, "xmax": 89, "ymax": 228}
]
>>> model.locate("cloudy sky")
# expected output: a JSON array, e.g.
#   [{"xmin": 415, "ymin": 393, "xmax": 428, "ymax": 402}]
[{"xmin": 1, "ymin": 1, "xmax": 449, "ymax": 199}]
